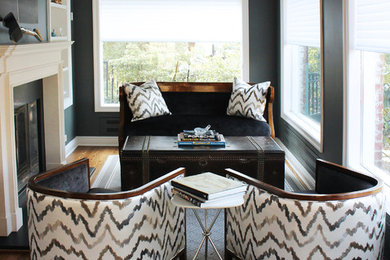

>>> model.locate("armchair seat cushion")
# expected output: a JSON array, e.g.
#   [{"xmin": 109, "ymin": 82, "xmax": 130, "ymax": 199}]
[{"xmin": 125, "ymin": 114, "xmax": 271, "ymax": 136}]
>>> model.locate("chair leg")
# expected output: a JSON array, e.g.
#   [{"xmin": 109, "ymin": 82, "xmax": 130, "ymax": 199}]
[
  {"xmin": 177, "ymin": 249, "xmax": 186, "ymax": 260},
  {"xmin": 225, "ymin": 249, "xmax": 233, "ymax": 260}
]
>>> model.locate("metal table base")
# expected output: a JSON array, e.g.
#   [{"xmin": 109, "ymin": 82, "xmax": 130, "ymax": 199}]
[{"xmin": 192, "ymin": 208, "xmax": 223, "ymax": 260}]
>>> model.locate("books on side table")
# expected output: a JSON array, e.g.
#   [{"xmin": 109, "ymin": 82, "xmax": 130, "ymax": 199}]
[
  {"xmin": 177, "ymin": 130, "xmax": 226, "ymax": 146},
  {"xmin": 171, "ymin": 172, "xmax": 247, "ymax": 208}
]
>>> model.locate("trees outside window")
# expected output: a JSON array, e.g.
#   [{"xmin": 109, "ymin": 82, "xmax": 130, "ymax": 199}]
[{"xmin": 102, "ymin": 42, "xmax": 241, "ymax": 104}]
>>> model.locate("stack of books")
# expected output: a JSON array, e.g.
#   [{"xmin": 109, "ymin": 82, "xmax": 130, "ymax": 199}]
[
  {"xmin": 171, "ymin": 172, "xmax": 247, "ymax": 208},
  {"xmin": 177, "ymin": 130, "xmax": 226, "ymax": 146}
]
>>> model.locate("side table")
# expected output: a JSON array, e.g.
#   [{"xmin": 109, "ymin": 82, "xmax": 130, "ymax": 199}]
[{"xmin": 171, "ymin": 195, "xmax": 244, "ymax": 260}]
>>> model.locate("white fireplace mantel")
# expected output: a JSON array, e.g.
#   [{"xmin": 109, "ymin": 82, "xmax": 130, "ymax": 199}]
[{"xmin": 0, "ymin": 42, "xmax": 71, "ymax": 236}]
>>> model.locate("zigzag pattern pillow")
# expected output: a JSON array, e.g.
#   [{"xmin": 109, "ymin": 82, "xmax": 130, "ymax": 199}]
[
  {"xmin": 124, "ymin": 80, "xmax": 171, "ymax": 122},
  {"xmin": 227, "ymin": 78, "xmax": 270, "ymax": 121}
]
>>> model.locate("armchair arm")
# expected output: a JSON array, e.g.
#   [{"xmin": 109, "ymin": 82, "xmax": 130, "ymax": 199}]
[{"xmin": 267, "ymin": 86, "xmax": 275, "ymax": 139}]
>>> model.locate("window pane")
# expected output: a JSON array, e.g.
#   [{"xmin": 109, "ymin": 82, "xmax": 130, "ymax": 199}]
[
  {"xmin": 361, "ymin": 51, "xmax": 390, "ymax": 174},
  {"xmin": 102, "ymin": 42, "xmax": 241, "ymax": 104},
  {"xmin": 286, "ymin": 45, "xmax": 321, "ymax": 123}
]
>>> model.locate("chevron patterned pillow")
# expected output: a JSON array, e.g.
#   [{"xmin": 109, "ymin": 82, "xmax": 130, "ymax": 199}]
[
  {"xmin": 124, "ymin": 80, "xmax": 171, "ymax": 122},
  {"xmin": 227, "ymin": 78, "xmax": 270, "ymax": 121}
]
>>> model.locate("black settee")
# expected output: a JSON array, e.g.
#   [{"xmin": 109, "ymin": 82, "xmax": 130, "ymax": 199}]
[{"xmin": 118, "ymin": 82, "xmax": 275, "ymax": 149}]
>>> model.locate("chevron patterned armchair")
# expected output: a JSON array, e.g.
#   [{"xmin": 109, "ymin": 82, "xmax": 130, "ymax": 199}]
[
  {"xmin": 224, "ymin": 159, "xmax": 385, "ymax": 259},
  {"xmin": 27, "ymin": 159, "xmax": 186, "ymax": 260}
]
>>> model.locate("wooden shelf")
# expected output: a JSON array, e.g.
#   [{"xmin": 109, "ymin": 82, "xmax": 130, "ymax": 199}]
[
  {"xmin": 48, "ymin": 0, "xmax": 73, "ymax": 109},
  {"xmin": 51, "ymin": 36, "xmax": 67, "ymax": 41}
]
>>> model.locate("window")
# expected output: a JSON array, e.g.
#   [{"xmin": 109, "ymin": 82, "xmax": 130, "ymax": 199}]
[
  {"xmin": 93, "ymin": 0, "xmax": 248, "ymax": 112},
  {"xmin": 281, "ymin": 0, "xmax": 323, "ymax": 151},
  {"xmin": 345, "ymin": 0, "xmax": 390, "ymax": 192}
]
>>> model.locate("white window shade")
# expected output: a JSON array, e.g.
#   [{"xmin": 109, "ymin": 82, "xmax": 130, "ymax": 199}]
[
  {"xmin": 100, "ymin": 0, "xmax": 242, "ymax": 42},
  {"xmin": 354, "ymin": 0, "xmax": 390, "ymax": 53},
  {"xmin": 284, "ymin": 0, "xmax": 321, "ymax": 48}
]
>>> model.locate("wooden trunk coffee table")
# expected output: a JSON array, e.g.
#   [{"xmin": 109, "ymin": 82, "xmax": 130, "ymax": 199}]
[{"xmin": 120, "ymin": 136, "xmax": 285, "ymax": 190}]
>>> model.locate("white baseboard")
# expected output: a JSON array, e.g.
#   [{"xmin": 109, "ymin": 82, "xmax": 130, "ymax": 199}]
[
  {"xmin": 65, "ymin": 136, "xmax": 118, "ymax": 158},
  {"xmin": 275, "ymin": 138, "xmax": 315, "ymax": 190},
  {"xmin": 65, "ymin": 137, "xmax": 78, "ymax": 158},
  {"xmin": 76, "ymin": 136, "xmax": 118, "ymax": 146}
]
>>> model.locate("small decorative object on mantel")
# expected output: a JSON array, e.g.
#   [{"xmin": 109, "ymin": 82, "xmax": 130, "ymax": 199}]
[
  {"xmin": 0, "ymin": 12, "xmax": 42, "ymax": 43},
  {"xmin": 177, "ymin": 125, "xmax": 226, "ymax": 146}
]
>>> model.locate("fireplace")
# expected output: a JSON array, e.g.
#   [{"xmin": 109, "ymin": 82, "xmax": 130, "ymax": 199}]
[
  {"xmin": 14, "ymin": 104, "xmax": 45, "ymax": 194},
  {"xmin": 0, "ymin": 42, "xmax": 72, "ymax": 236},
  {"xmin": 13, "ymin": 80, "xmax": 45, "ymax": 193}
]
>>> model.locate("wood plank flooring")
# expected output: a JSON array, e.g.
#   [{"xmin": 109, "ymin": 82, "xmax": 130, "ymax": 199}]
[
  {"xmin": 66, "ymin": 146, "xmax": 118, "ymax": 183},
  {"xmin": 0, "ymin": 146, "xmax": 118, "ymax": 259}
]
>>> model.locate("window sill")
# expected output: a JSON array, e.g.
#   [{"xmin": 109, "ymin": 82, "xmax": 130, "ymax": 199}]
[
  {"xmin": 281, "ymin": 111, "xmax": 322, "ymax": 152},
  {"xmin": 94, "ymin": 104, "xmax": 119, "ymax": 112}
]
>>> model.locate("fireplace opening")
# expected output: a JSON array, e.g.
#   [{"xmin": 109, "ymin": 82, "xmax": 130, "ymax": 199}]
[{"xmin": 13, "ymin": 80, "xmax": 45, "ymax": 196}]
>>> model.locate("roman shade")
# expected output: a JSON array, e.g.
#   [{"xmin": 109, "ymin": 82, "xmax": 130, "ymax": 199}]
[
  {"xmin": 353, "ymin": 0, "xmax": 390, "ymax": 53},
  {"xmin": 99, "ymin": 0, "xmax": 242, "ymax": 42},
  {"xmin": 283, "ymin": 0, "xmax": 321, "ymax": 48}
]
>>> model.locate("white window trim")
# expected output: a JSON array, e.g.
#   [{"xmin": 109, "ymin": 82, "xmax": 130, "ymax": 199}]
[
  {"xmin": 92, "ymin": 0, "xmax": 250, "ymax": 112},
  {"xmin": 343, "ymin": 0, "xmax": 390, "ymax": 212},
  {"xmin": 280, "ymin": 0, "xmax": 324, "ymax": 152}
]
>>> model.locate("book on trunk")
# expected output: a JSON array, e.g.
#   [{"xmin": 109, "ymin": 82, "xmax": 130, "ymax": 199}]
[
  {"xmin": 171, "ymin": 172, "xmax": 247, "ymax": 200},
  {"xmin": 172, "ymin": 187, "xmax": 245, "ymax": 208},
  {"xmin": 177, "ymin": 132, "xmax": 226, "ymax": 146}
]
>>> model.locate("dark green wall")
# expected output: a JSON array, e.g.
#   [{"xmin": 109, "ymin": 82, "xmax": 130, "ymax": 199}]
[
  {"xmin": 249, "ymin": 0, "xmax": 279, "ymax": 86},
  {"xmin": 72, "ymin": 0, "xmax": 119, "ymax": 137},
  {"xmin": 249, "ymin": 0, "xmax": 281, "ymax": 142},
  {"xmin": 276, "ymin": 0, "xmax": 344, "ymax": 174}
]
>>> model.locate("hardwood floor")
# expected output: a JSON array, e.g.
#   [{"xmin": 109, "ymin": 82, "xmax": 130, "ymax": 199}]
[
  {"xmin": 0, "ymin": 251, "xmax": 29, "ymax": 260},
  {"xmin": 0, "ymin": 146, "xmax": 118, "ymax": 259},
  {"xmin": 66, "ymin": 146, "xmax": 118, "ymax": 183}
]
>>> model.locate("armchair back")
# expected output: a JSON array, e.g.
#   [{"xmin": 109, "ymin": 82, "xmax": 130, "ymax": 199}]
[
  {"xmin": 27, "ymin": 162, "xmax": 186, "ymax": 260},
  {"xmin": 224, "ymin": 160, "xmax": 385, "ymax": 260}
]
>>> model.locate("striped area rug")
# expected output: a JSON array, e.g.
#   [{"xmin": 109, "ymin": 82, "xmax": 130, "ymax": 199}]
[
  {"xmin": 92, "ymin": 155, "xmax": 303, "ymax": 192},
  {"xmin": 91, "ymin": 155, "xmax": 121, "ymax": 191}
]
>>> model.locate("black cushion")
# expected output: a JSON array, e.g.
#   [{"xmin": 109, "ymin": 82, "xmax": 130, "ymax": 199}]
[
  {"xmin": 162, "ymin": 92, "xmax": 230, "ymax": 116},
  {"xmin": 88, "ymin": 188, "xmax": 119, "ymax": 193},
  {"xmin": 316, "ymin": 166, "xmax": 376, "ymax": 194},
  {"xmin": 125, "ymin": 114, "xmax": 271, "ymax": 137}
]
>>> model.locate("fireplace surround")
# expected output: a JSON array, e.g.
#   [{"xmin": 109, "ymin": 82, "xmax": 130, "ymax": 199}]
[{"xmin": 0, "ymin": 42, "xmax": 71, "ymax": 236}]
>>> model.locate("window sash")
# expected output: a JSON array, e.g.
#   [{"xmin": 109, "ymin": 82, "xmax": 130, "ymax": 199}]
[
  {"xmin": 345, "ymin": 0, "xmax": 390, "ymax": 214},
  {"xmin": 281, "ymin": 0, "xmax": 323, "ymax": 152}
]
